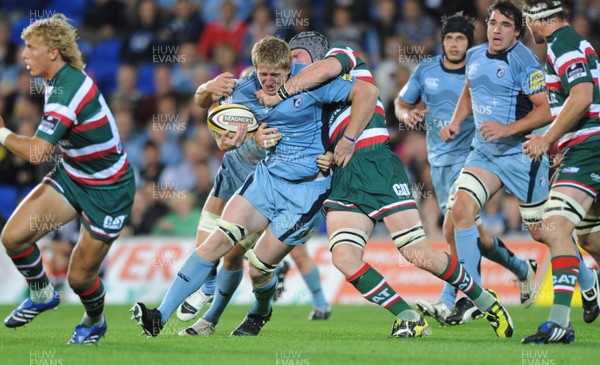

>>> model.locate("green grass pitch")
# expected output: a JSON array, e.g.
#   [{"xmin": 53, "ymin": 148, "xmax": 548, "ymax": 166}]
[{"xmin": 1, "ymin": 304, "xmax": 596, "ymax": 365}]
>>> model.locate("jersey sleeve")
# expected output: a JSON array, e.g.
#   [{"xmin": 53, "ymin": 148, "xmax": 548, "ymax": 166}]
[
  {"xmin": 521, "ymin": 65, "xmax": 546, "ymax": 96},
  {"xmin": 324, "ymin": 46, "xmax": 357, "ymax": 75},
  {"xmin": 397, "ymin": 64, "xmax": 422, "ymax": 104},
  {"xmin": 310, "ymin": 74, "xmax": 355, "ymax": 104},
  {"xmin": 35, "ymin": 104, "xmax": 76, "ymax": 144},
  {"xmin": 553, "ymin": 46, "xmax": 594, "ymax": 94},
  {"xmin": 513, "ymin": 51, "xmax": 546, "ymax": 96}
]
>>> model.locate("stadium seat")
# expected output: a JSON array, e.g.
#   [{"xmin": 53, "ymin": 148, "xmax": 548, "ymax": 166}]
[
  {"xmin": 87, "ymin": 60, "xmax": 119, "ymax": 95},
  {"xmin": 78, "ymin": 39, "xmax": 95, "ymax": 62},
  {"xmin": 0, "ymin": 185, "xmax": 19, "ymax": 220},
  {"xmin": 43, "ymin": 0, "xmax": 88, "ymax": 26},
  {"xmin": 9, "ymin": 17, "xmax": 30, "ymax": 46},
  {"xmin": 136, "ymin": 63, "xmax": 156, "ymax": 96},
  {"xmin": 3, "ymin": 0, "xmax": 45, "ymax": 14},
  {"xmin": 85, "ymin": 39, "xmax": 123, "ymax": 94},
  {"xmin": 20, "ymin": 184, "xmax": 37, "ymax": 199},
  {"xmin": 91, "ymin": 39, "xmax": 123, "ymax": 64}
]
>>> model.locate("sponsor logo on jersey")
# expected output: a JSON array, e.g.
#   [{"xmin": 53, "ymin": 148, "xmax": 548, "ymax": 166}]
[
  {"xmin": 39, "ymin": 114, "xmax": 60, "ymax": 134},
  {"xmin": 529, "ymin": 70, "xmax": 545, "ymax": 91},
  {"xmin": 340, "ymin": 74, "xmax": 353, "ymax": 82},
  {"xmin": 591, "ymin": 173, "xmax": 600, "ymax": 183},
  {"xmin": 425, "ymin": 78, "xmax": 439, "ymax": 89},
  {"xmin": 431, "ymin": 118, "xmax": 450, "ymax": 130},
  {"xmin": 562, "ymin": 166, "xmax": 579, "ymax": 174},
  {"xmin": 496, "ymin": 66, "xmax": 506, "ymax": 78},
  {"xmin": 549, "ymin": 91, "xmax": 558, "ymax": 104},
  {"xmin": 103, "ymin": 215, "xmax": 127, "ymax": 230},
  {"xmin": 473, "ymin": 103, "xmax": 492, "ymax": 115},
  {"xmin": 566, "ymin": 62, "xmax": 586, "ymax": 83}
]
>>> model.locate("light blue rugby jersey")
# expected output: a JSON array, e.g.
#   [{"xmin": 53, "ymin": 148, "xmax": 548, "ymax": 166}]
[
  {"xmin": 466, "ymin": 41, "xmax": 546, "ymax": 156},
  {"xmin": 228, "ymin": 62, "xmax": 355, "ymax": 181},
  {"xmin": 398, "ymin": 55, "xmax": 475, "ymax": 167}
]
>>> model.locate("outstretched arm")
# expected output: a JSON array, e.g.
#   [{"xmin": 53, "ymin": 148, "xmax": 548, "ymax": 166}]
[{"xmin": 0, "ymin": 116, "xmax": 55, "ymax": 164}]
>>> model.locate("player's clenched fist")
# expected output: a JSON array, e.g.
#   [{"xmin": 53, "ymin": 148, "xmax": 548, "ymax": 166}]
[{"xmin": 440, "ymin": 123, "xmax": 460, "ymax": 142}]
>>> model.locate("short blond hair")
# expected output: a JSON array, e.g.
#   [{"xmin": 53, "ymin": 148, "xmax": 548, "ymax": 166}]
[
  {"xmin": 251, "ymin": 36, "xmax": 291, "ymax": 70},
  {"xmin": 22, "ymin": 14, "xmax": 85, "ymax": 71}
]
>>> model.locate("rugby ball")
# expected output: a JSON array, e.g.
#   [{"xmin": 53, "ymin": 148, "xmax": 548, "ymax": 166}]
[{"xmin": 207, "ymin": 104, "xmax": 259, "ymax": 135}]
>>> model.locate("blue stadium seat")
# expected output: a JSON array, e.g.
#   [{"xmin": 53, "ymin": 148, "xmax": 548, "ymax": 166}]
[
  {"xmin": 136, "ymin": 63, "xmax": 156, "ymax": 96},
  {"xmin": 3, "ymin": 0, "xmax": 46, "ymax": 14},
  {"xmin": 20, "ymin": 184, "xmax": 37, "ymax": 199},
  {"xmin": 9, "ymin": 17, "xmax": 30, "ymax": 46},
  {"xmin": 87, "ymin": 60, "xmax": 119, "ymax": 95},
  {"xmin": 85, "ymin": 39, "xmax": 123, "ymax": 94},
  {"xmin": 0, "ymin": 185, "xmax": 19, "ymax": 220},
  {"xmin": 91, "ymin": 39, "xmax": 123, "ymax": 63},
  {"xmin": 78, "ymin": 39, "xmax": 95, "ymax": 62},
  {"xmin": 44, "ymin": 0, "xmax": 89, "ymax": 26}
]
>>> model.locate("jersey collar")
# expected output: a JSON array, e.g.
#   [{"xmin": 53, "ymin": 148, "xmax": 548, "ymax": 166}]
[{"xmin": 440, "ymin": 57, "xmax": 466, "ymax": 74}]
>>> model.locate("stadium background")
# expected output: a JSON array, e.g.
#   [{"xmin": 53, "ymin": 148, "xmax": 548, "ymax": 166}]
[{"xmin": 0, "ymin": 0, "xmax": 599, "ymax": 307}]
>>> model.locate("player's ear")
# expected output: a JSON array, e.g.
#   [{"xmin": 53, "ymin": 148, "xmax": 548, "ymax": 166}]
[{"xmin": 49, "ymin": 47, "xmax": 60, "ymax": 62}]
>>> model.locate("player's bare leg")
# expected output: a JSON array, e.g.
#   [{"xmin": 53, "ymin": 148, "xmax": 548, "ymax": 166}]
[{"xmin": 3, "ymin": 184, "xmax": 76, "ymax": 328}]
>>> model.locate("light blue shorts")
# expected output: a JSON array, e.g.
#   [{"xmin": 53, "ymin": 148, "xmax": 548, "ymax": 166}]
[
  {"xmin": 238, "ymin": 163, "xmax": 331, "ymax": 246},
  {"xmin": 210, "ymin": 153, "xmax": 256, "ymax": 201},
  {"xmin": 464, "ymin": 148, "xmax": 549, "ymax": 204},
  {"xmin": 431, "ymin": 162, "xmax": 463, "ymax": 214}
]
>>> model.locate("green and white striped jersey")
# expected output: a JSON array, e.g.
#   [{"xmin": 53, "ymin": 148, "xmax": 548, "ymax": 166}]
[
  {"xmin": 545, "ymin": 25, "xmax": 600, "ymax": 151},
  {"xmin": 324, "ymin": 46, "xmax": 389, "ymax": 153},
  {"xmin": 35, "ymin": 64, "xmax": 133, "ymax": 187}
]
